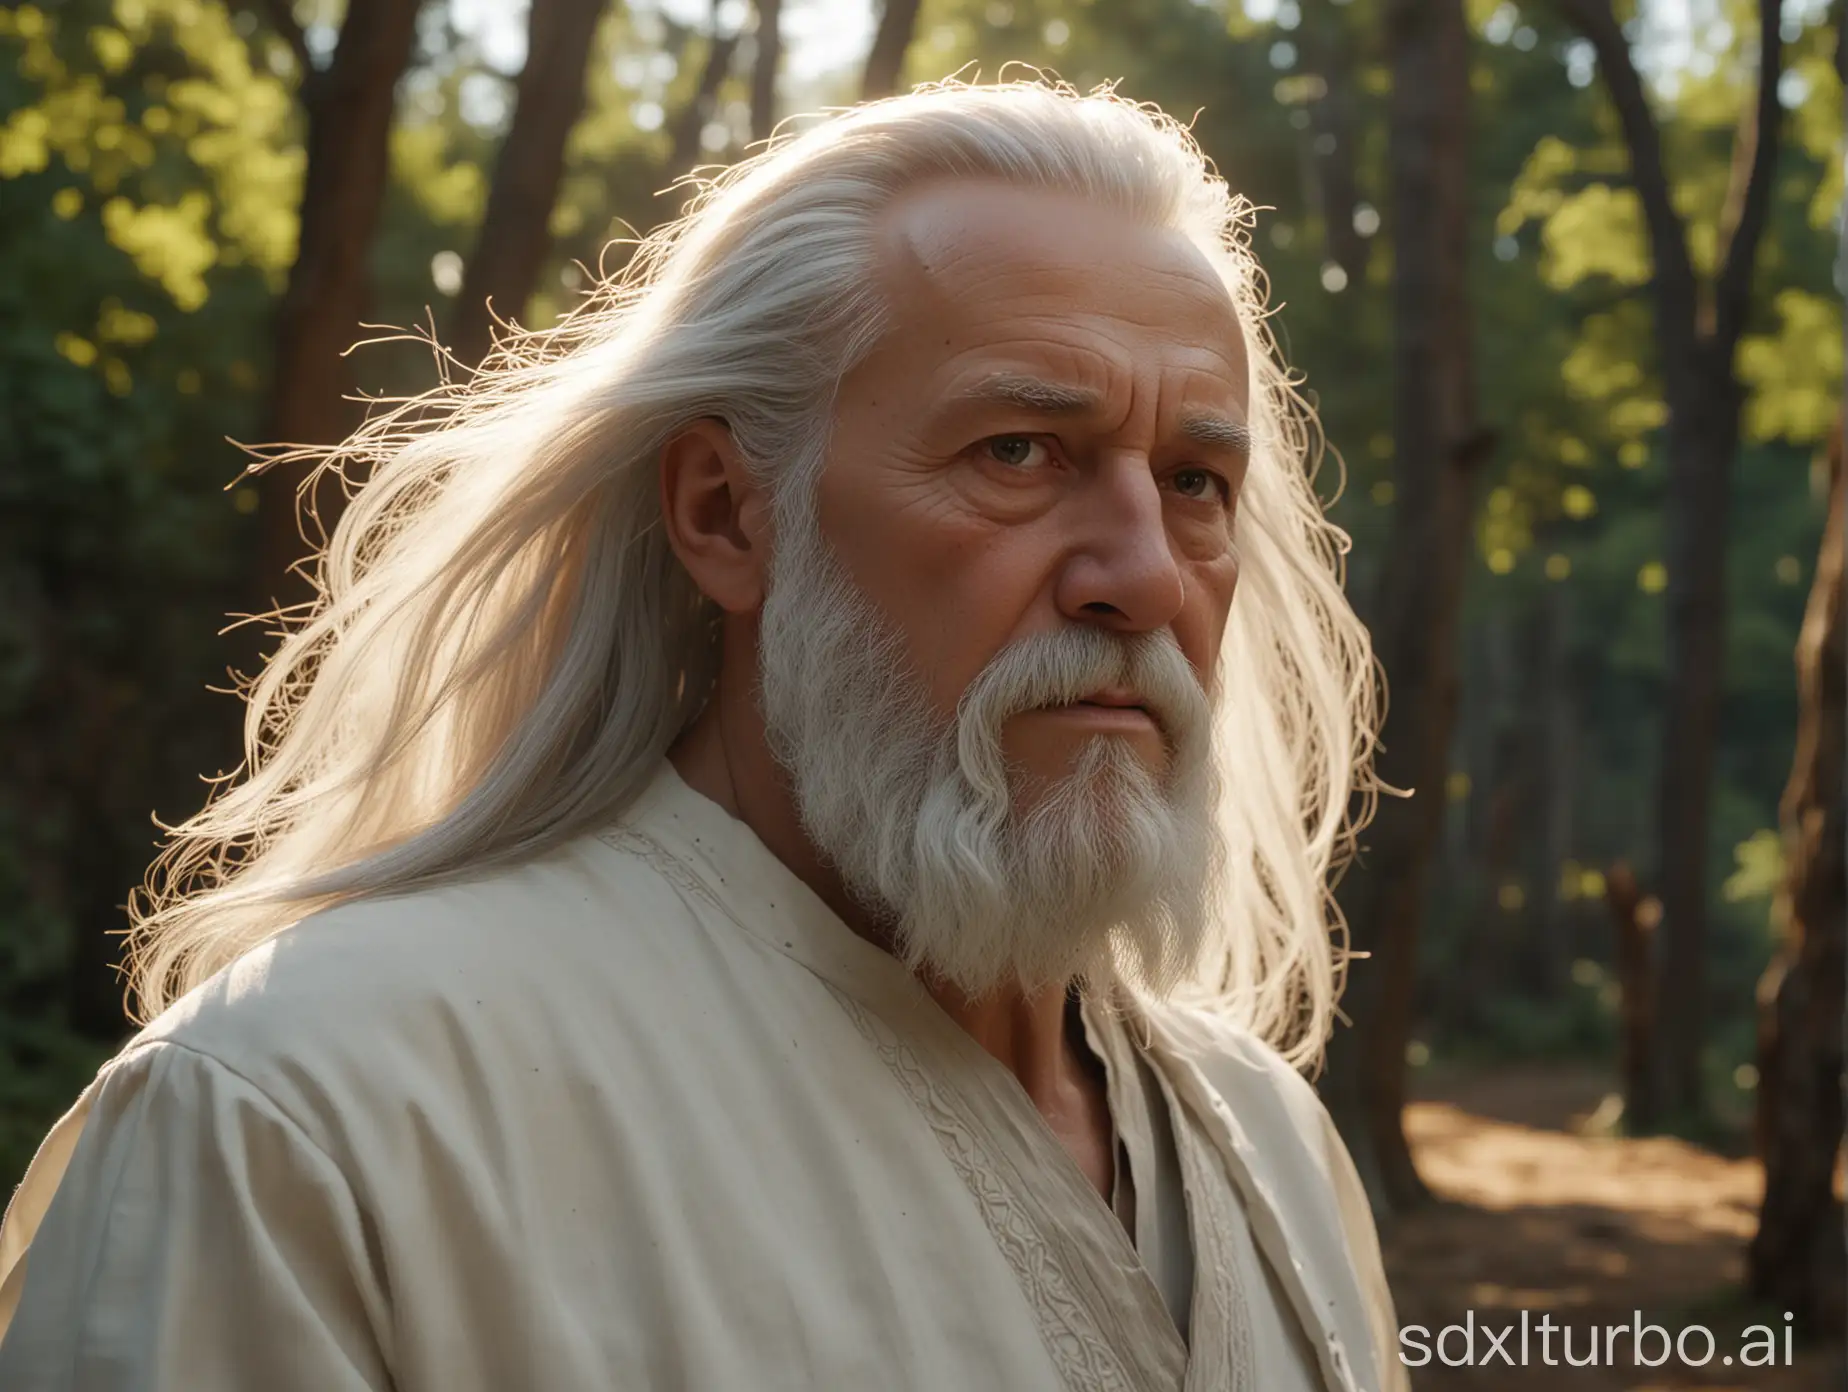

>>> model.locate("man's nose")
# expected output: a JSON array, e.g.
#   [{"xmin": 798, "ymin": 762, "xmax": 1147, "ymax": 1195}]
[{"xmin": 1052, "ymin": 456, "xmax": 1187, "ymax": 634}]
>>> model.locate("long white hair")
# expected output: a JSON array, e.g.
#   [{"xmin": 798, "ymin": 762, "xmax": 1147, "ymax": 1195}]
[{"xmin": 129, "ymin": 78, "xmax": 1380, "ymax": 1067}]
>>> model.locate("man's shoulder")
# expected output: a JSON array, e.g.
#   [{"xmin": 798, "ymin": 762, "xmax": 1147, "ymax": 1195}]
[{"xmin": 129, "ymin": 829, "xmax": 718, "ymax": 1107}]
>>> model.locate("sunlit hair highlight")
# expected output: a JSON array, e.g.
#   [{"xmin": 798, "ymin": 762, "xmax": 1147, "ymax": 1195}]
[{"xmin": 128, "ymin": 76, "xmax": 1380, "ymax": 1068}]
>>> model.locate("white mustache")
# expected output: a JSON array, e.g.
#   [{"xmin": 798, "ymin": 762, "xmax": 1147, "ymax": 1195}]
[
  {"xmin": 960, "ymin": 626, "xmax": 1210, "ymax": 737},
  {"xmin": 952, "ymin": 626, "xmax": 1213, "ymax": 804}
]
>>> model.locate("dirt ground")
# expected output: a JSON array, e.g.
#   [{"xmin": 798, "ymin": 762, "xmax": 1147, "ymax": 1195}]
[{"xmin": 1379, "ymin": 1065, "xmax": 1846, "ymax": 1391}]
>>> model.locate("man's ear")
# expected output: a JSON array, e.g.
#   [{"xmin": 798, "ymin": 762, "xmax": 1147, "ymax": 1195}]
[{"xmin": 659, "ymin": 418, "xmax": 772, "ymax": 613}]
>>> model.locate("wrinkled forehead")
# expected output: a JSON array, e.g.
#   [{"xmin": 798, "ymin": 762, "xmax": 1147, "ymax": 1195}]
[
  {"xmin": 868, "ymin": 177, "xmax": 1256, "ymax": 395},
  {"xmin": 872, "ymin": 179, "xmax": 1246, "ymax": 344}
]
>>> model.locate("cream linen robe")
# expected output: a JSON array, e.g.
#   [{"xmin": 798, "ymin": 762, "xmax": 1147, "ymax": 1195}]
[{"xmin": 0, "ymin": 761, "xmax": 1407, "ymax": 1392}]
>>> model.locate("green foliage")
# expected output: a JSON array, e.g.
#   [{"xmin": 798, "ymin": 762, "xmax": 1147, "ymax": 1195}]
[
  {"xmin": 1722, "ymin": 827, "xmax": 1785, "ymax": 905},
  {"xmin": 0, "ymin": 2, "xmax": 305, "ymax": 303},
  {"xmin": 1495, "ymin": 0, "xmax": 1842, "ymax": 462},
  {"xmin": 0, "ymin": 0, "xmax": 283, "ymax": 1190},
  {"xmin": 1739, "ymin": 289, "xmax": 1845, "ymax": 443}
]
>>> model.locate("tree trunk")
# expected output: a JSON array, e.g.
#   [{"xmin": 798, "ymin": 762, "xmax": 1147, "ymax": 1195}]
[
  {"xmin": 748, "ymin": 0, "xmax": 782, "ymax": 143},
  {"xmin": 860, "ymin": 0, "xmax": 922, "ymax": 101},
  {"xmin": 668, "ymin": 20, "xmax": 743, "ymax": 178},
  {"xmin": 1461, "ymin": 706, "xmax": 1523, "ymax": 1019},
  {"xmin": 1748, "ymin": 423, "xmax": 1846, "ymax": 1336},
  {"xmin": 1537, "ymin": 581, "xmax": 1578, "ymax": 992},
  {"xmin": 1299, "ymin": 0, "xmax": 1368, "ymax": 289},
  {"xmin": 1606, "ymin": 859, "xmax": 1658, "ymax": 1131},
  {"xmin": 1652, "ymin": 378, "xmax": 1740, "ymax": 1118},
  {"xmin": 450, "ymin": 0, "xmax": 611, "ymax": 369},
  {"xmin": 1320, "ymin": 0, "xmax": 1483, "ymax": 1217},
  {"xmin": 256, "ymin": 0, "xmax": 423, "ymax": 615},
  {"xmin": 1554, "ymin": 0, "xmax": 1784, "ymax": 1128}
]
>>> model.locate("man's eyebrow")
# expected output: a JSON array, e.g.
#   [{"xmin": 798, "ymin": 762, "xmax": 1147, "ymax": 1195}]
[
  {"xmin": 953, "ymin": 373, "xmax": 1103, "ymax": 415},
  {"xmin": 1178, "ymin": 411, "xmax": 1252, "ymax": 455},
  {"xmin": 953, "ymin": 373, "xmax": 1252, "ymax": 455}
]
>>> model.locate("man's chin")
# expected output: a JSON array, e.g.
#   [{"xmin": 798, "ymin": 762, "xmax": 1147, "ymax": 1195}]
[
  {"xmin": 1009, "ymin": 742, "xmax": 1170, "ymax": 813},
  {"xmin": 906, "ymin": 929, "xmax": 1115, "ymax": 1003},
  {"xmin": 905, "ymin": 892, "xmax": 1197, "ymax": 1003}
]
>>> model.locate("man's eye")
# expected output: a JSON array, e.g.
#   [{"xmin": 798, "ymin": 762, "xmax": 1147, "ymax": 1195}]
[
  {"xmin": 1173, "ymin": 467, "xmax": 1225, "ymax": 501},
  {"xmin": 985, "ymin": 435, "xmax": 1044, "ymax": 468}
]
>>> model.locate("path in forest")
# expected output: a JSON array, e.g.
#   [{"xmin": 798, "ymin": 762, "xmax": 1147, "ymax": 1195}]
[{"xmin": 1379, "ymin": 1065, "xmax": 1845, "ymax": 1391}]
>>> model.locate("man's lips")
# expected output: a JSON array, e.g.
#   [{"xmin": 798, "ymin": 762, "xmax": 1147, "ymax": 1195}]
[{"xmin": 1033, "ymin": 690, "xmax": 1164, "ymax": 736}]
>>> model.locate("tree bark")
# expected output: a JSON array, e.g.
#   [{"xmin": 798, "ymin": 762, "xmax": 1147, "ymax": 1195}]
[
  {"xmin": 860, "ymin": 0, "xmax": 923, "ymax": 101},
  {"xmin": 449, "ymin": 0, "xmax": 611, "ymax": 369},
  {"xmin": 748, "ymin": 0, "xmax": 782, "ymax": 144},
  {"xmin": 1553, "ymin": 0, "xmax": 1785, "ymax": 1124},
  {"xmin": 1748, "ymin": 423, "xmax": 1846, "ymax": 1336},
  {"xmin": 1320, "ymin": 0, "xmax": 1484, "ymax": 1217},
  {"xmin": 256, "ymin": 0, "xmax": 423, "ymax": 615}
]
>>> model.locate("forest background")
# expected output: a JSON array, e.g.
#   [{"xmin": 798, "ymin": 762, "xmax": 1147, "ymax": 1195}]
[{"xmin": 1, "ymin": 0, "xmax": 1842, "ymax": 1375}]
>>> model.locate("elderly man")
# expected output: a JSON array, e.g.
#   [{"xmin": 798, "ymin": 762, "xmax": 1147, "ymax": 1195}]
[{"xmin": 0, "ymin": 81, "xmax": 1402, "ymax": 1390}]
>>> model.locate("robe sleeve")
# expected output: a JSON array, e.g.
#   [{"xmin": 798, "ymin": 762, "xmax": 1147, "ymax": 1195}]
[
  {"xmin": 0, "ymin": 1040, "xmax": 392, "ymax": 1391},
  {"xmin": 1318, "ymin": 1109, "xmax": 1411, "ymax": 1392}
]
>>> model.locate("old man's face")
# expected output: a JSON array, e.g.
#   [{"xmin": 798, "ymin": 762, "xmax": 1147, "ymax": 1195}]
[
  {"xmin": 757, "ymin": 179, "xmax": 1250, "ymax": 995},
  {"xmin": 828, "ymin": 180, "xmax": 1248, "ymax": 774}
]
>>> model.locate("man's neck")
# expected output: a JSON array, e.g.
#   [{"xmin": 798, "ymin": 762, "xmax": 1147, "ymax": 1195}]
[{"xmin": 922, "ymin": 977, "xmax": 1117, "ymax": 1198}]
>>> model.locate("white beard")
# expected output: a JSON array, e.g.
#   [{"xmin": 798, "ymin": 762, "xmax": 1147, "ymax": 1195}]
[{"xmin": 757, "ymin": 491, "xmax": 1225, "ymax": 1001}]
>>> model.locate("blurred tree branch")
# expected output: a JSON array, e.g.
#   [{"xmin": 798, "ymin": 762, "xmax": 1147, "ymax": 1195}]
[
  {"xmin": 749, "ymin": 0, "xmax": 782, "ymax": 143},
  {"xmin": 668, "ymin": 7, "xmax": 744, "ymax": 179},
  {"xmin": 450, "ymin": 0, "xmax": 612, "ymax": 367},
  {"xmin": 861, "ymin": 0, "xmax": 922, "ymax": 101},
  {"xmin": 1552, "ymin": 0, "xmax": 1697, "ymax": 346}
]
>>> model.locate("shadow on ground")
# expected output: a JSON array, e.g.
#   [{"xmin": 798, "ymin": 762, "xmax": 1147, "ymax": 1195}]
[{"xmin": 1380, "ymin": 1064, "xmax": 1846, "ymax": 1390}]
